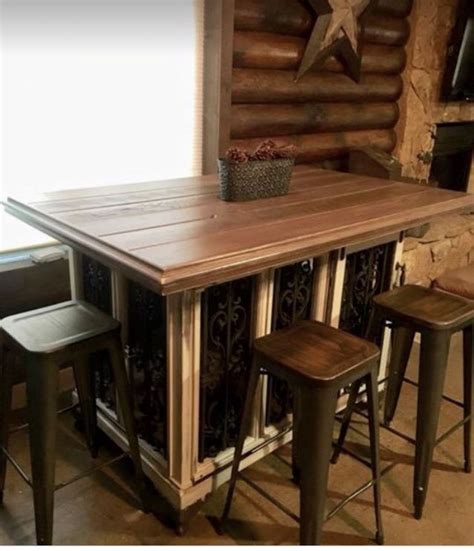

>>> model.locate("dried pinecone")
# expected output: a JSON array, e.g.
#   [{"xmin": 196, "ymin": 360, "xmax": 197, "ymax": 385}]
[
  {"xmin": 274, "ymin": 144, "xmax": 297, "ymax": 159},
  {"xmin": 226, "ymin": 146, "xmax": 250, "ymax": 163},
  {"xmin": 251, "ymin": 139, "xmax": 278, "ymax": 161},
  {"xmin": 226, "ymin": 141, "xmax": 297, "ymax": 163}
]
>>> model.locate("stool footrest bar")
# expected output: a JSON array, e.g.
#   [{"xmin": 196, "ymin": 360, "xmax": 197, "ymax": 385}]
[
  {"xmin": 54, "ymin": 452, "xmax": 127, "ymax": 491},
  {"xmin": 9, "ymin": 405, "xmax": 78, "ymax": 434},
  {"xmin": 326, "ymin": 463, "xmax": 396, "ymax": 522},
  {"xmin": 238, "ymin": 472, "xmax": 300, "ymax": 524},
  {"xmin": 238, "ymin": 463, "xmax": 395, "ymax": 528},
  {"xmin": 435, "ymin": 416, "xmax": 471, "ymax": 447},
  {"xmin": 1, "ymin": 446, "xmax": 32, "ymax": 487}
]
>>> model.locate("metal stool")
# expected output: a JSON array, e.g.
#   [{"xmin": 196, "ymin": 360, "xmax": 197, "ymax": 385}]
[
  {"xmin": 222, "ymin": 320, "xmax": 384, "ymax": 545},
  {"xmin": 334, "ymin": 285, "xmax": 474, "ymax": 520},
  {"xmin": 0, "ymin": 300, "xmax": 148, "ymax": 545}
]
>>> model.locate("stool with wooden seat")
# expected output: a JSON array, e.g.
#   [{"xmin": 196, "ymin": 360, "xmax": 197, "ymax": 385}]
[
  {"xmin": 334, "ymin": 285, "xmax": 474, "ymax": 520},
  {"xmin": 0, "ymin": 300, "xmax": 148, "ymax": 545},
  {"xmin": 222, "ymin": 320, "xmax": 384, "ymax": 545}
]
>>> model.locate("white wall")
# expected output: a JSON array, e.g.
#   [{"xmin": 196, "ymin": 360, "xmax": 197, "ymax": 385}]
[{"xmin": 1, "ymin": 0, "xmax": 202, "ymax": 251}]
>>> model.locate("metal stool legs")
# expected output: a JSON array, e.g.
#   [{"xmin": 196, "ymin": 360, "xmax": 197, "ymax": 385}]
[
  {"xmin": 365, "ymin": 370, "xmax": 384, "ymax": 545},
  {"xmin": 331, "ymin": 379, "xmax": 362, "ymax": 465},
  {"xmin": 73, "ymin": 354, "xmax": 99, "ymax": 458},
  {"xmin": 383, "ymin": 326, "xmax": 415, "ymax": 426},
  {"xmin": 107, "ymin": 335, "xmax": 149, "ymax": 511},
  {"xmin": 413, "ymin": 330, "xmax": 451, "ymax": 519},
  {"xmin": 298, "ymin": 386, "xmax": 337, "ymax": 545},
  {"xmin": 330, "ymin": 370, "xmax": 384, "ymax": 544},
  {"xmin": 291, "ymin": 389, "xmax": 302, "ymax": 484},
  {"xmin": 222, "ymin": 357, "xmax": 260, "ymax": 523},
  {"xmin": 25, "ymin": 355, "xmax": 60, "ymax": 545},
  {"xmin": 0, "ymin": 347, "xmax": 15, "ymax": 503},
  {"xmin": 463, "ymin": 325, "xmax": 473, "ymax": 474}
]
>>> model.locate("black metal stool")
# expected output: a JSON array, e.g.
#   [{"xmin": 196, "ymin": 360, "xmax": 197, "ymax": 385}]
[
  {"xmin": 222, "ymin": 320, "xmax": 384, "ymax": 545},
  {"xmin": 334, "ymin": 285, "xmax": 474, "ymax": 520},
  {"xmin": 0, "ymin": 300, "xmax": 148, "ymax": 545}
]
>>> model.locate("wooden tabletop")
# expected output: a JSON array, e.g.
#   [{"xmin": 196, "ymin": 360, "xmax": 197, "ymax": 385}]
[{"xmin": 5, "ymin": 166, "xmax": 474, "ymax": 294}]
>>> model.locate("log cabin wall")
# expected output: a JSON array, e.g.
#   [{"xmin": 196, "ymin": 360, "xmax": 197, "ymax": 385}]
[{"xmin": 203, "ymin": 0, "xmax": 413, "ymax": 172}]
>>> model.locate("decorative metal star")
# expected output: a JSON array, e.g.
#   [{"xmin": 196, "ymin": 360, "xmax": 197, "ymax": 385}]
[{"xmin": 296, "ymin": 0, "xmax": 376, "ymax": 82}]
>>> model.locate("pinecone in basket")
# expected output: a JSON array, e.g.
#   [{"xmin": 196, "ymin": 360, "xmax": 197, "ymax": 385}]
[
  {"xmin": 225, "ymin": 141, "xmax": 297, "ymax": 163},
  {"xmin": 252, "ymin": 140, "xmax": 278, "ymax": 161},
  {"xmin": 226, "ymin": 146, "xmax": 250, "ymax": 163}
]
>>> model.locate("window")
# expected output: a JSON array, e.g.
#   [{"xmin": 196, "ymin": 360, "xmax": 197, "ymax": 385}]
[{"xmin": 1, "ymin": 0, "xmax": 204, "ymax": 251}]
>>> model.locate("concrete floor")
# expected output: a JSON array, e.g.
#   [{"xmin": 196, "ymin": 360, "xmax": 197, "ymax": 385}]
[{"xmin": 0, "ymin": 334, "xmax": 473, "ymax": 545}]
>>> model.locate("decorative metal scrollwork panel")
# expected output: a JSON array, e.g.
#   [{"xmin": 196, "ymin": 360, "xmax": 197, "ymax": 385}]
[
  {"xmin": 81, "ymin": 255, "xmax": 116, "ymax": 410},
  {"xmin": 82, "ymin": 255, "xmax": 112, "ymax": 314},
  {"xmin": 199, "ymin": 276, "xmax": 255, "ymax": 461},
  {"xmin": 339, "ymin": 242, "xmax": 395, "ymax": 339},
  {"xmin": 127, "ymin": 282, "xmax": 168, "ymax": 458},
  {"xmin": 266, "ymin": 260, "xmax": 315, "ymax": 426}
]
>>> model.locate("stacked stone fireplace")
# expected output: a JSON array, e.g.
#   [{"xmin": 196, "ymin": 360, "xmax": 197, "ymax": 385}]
[{"xmin": 394, "ymin": 0, "xmax": 474, "ymax": 286}]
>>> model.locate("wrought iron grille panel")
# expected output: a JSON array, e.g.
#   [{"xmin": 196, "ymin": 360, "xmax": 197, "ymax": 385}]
[
  {"xmin": 199, "ymin": 276, "xmax": 255, "ymax": 461},
  {"xmin": 81, "ymin": 255, "xmax": 116, "ymax": 410},
  {"xmin": 127, "ymin": 282, "xmax": 168, "ymax": 458},
  {"xmin": 266, "ymin": 259, "xmax": 315, "ymax": 426},
  {"xmin": 339, "ymin": 242, "xmax": 395, "ymax": 339},
  {"xmin": 82, "ymin": 255, "xmax": 112, "ymax": 314}
]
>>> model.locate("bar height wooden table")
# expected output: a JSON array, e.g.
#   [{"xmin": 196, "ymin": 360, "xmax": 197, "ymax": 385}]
[{"xmin": 4, "ymin": 166, "xmax": 474, "ymax": 530}]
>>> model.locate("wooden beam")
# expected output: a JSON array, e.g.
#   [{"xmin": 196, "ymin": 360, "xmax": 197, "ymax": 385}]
[
  {"xmin": 235, "ymin": 0, "xmax": 411, "ymax": 44},
  {"xmin": 233, "ymin": 32, "xmax": 407, "ymax": 74},
  {"xmin": 202, "ymin": 0, "xmax": 235, "ymax": 174},
  {"xmin": 231, "ymin": 102, "xmax": 399, "ymax": 139},
  {"xmin": 232, "ymin": 69, "xmax": 403, "ymax": 104}
]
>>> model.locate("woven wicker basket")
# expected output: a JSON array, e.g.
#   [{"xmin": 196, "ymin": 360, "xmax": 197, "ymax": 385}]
[{"xmin": 218, "ymin": 158, "xmax": 294, "ymax": 202}]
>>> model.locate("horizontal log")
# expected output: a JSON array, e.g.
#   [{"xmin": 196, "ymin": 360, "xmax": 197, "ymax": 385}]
[
  {"xmin": 231, "ymin": 103, "xmax": 399, "ymax": 139},
  {"xmin": 234, "ymin": 32, "xmax": 407, "ymax": 74},
  {"xmin": 231, "ymin": 129, "xmax": 397, "ymax": 163},
  {"xmin": 366, "ymin": 15, "xmax": 410, "ymax": 47},
  {"xmin": 235, "ymin": 0, "xmax": 313, "ymax": 36},
  {"xmin": 377, "ymin": 0, "xmax": 413, "ymax": 18},
  {"xmin": 232, "ymin": 69, "xmax": 403, "ymax": 104},
  {"xmin": 235, "ymin": 0, "xmax": 411, "ymax": 45}
]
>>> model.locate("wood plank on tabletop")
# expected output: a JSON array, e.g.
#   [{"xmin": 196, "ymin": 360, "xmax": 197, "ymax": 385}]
[
  {"xmin": 130, "ymin": 187, "xmax": 441, "ymax": 268},
  {"xmin": 29, "ymin": 174, "xmax": 219, "ymax": 205},
  {"xmin": 54, "ymin": 172, "xmax": 387, "ymax": 234},
  {"xmin": 103, "ymin": 183, "xmax": 425, "ymax": 251},
  {"xmin": 37, "ymin": 168, "xmax": 362, "ymax": 222}
]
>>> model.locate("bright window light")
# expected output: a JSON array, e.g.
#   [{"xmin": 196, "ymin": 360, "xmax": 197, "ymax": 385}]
[{"xmin": 1, "ymin": 0, "xmax": 203, "ymax": 252}]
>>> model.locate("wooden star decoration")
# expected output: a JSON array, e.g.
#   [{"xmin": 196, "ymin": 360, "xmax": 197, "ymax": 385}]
[{"xmin": 296, "ymin": 0, "xmax": 377, "ymax": 82}]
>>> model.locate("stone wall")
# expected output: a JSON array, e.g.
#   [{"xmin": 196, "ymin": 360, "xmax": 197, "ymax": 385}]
[
  {"xmin": 403, "ymin": 214, "xmax": 474, "ymax": 287},
  {"xmin": 395, "ymin": 0, "xmax": 474, "ymax": 285}
]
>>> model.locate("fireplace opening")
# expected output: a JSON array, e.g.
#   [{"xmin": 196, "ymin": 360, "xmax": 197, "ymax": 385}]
[{"xmin": 429, "ymin": 122, "xmax": 474, "ymax": 192}]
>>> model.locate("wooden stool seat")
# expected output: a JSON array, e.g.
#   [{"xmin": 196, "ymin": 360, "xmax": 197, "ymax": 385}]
[
  {"xmin": 373, "ymin": 284, "xmax": 474, "ymax": 331},
  {"xmin": 433, "ymin": 263, "xmax": 474, "ymax": 302},
  {"xmin": 0, "ymin": 301, "xmax": 148, "ymax": 545},
  {"xmin": 1, "ymin": 300, "xmax": 120, "ymax": 353},
  {"xmin": 255, "ymin": 320, "xmax": 380, "ymax": 386},
  {"xmin": 223, "ymin": 320, "xmax": 384, "ymax": 545}
]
